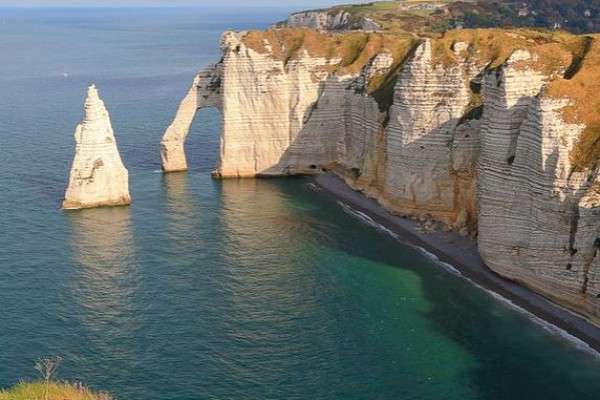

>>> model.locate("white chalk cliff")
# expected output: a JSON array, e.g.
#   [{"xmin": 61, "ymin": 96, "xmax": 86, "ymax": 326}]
[
  {"xmin": 163, "ymin": 29, "xmax": 600, "ymax": 323},
  {"xmin": 270, "ymin": 10, "xmax": 382, "ymax": 32},
  {"xmin": 63, "ymin": 84, "xmax": 130, "ymax": 209},
  {"xmin": 160, "ymin": 65, "xmax": 222, "ymax": 172}
]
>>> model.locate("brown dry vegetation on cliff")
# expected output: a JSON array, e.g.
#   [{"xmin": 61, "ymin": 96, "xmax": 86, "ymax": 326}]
[
  {"xmin": 431, "ymin": 29, "xmax": 572, "ymax": 70},
  {"xmin": 241, "ymin": 28, "xmax": 417, "ymax": 113},
  {"xmin": 546, "ymin": 35, "xmax": 600, "ymax": 171},
  {"xmin": 241, "ymin": 29, "xmax": 415, "ymax": 76},
  {"xmin": 365, "ymin": 35, "xmax": 418, "ymax": 91},
  {"xmin": 243, "ymin": 26, "xmax": 600, "ymax": 171},
  {"xmin": 432, "ymin": 29, "xmax": 600, "ymax": 171}
]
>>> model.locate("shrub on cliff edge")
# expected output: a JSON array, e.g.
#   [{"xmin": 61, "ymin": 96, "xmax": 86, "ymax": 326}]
[{"xmin": 0, "ymin": 381, "xmax": 113, "ymax": 400}]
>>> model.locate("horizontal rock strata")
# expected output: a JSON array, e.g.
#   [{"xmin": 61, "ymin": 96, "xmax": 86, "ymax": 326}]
[
  {"xmin": 161, "ymin": 64, "xmax": 222, "ymax": 172},
  {"xmin": 63, "ymin": 84, "xmax": 130, "ymax": 209},
  {"xmin": 163, "ymin": 28, "xmax": 600, "ymax": 323},
  {"xmin": 271, "ymin": 9, "xmax": 383, "ymax": 32},
  {"xmin": 272, "ymin": 10, "xmax": 351, "ymax": 31}
]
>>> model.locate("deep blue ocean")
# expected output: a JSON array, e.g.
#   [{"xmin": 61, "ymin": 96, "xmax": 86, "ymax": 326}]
[{"xmin": 1, "ymin": 7, "xmax": 600, "ymax": 400}]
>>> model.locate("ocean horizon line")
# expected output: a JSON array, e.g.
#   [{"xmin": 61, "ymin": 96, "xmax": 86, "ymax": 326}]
[{"xmin": 0, "ymin": 5, "xmax": 300, "ymax": 10}]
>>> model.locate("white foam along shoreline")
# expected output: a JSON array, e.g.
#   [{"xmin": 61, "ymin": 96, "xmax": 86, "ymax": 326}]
[
  {"xmin": 337, "ymin": 195, "xmax": 599, "ymax": 357},
  {"xmin": 310, "ymin": 172, "xmax": 600, "ymax": 357}
]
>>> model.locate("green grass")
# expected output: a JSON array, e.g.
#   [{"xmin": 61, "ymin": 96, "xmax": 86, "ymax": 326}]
[
  {"xmin": 334, "ymin": 1, "xmax": 404, "ymax": 14},
  {"xmin": 0, "ymin": 381, "xmax": 112, "ymax": 400},
  {"xmin": 331, "ymin": 1, "xmax": 455, "ymax": 34}
]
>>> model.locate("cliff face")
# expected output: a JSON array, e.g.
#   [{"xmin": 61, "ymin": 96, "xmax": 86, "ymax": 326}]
[
  {"xmin": 477, "ymin": 53, "xmax": 600, "ymax": 321},
  {"xmin": 272, "ymin": 10, "xmax": 352, "ymax": 31},
  {"xmin": 216, "ymin": 31, "xmax": 339, "ymax": 177},
  {"xmin": 63, "ymin": 85, "xmax": 130, "ymax": 209},
  {"xmin": 377, "ymin": 40, "xmax": 478, "ymax": 229},
  {"xmin": 163, "ymin": 28, "xmax": 600, "ymax": 323},
  {"xmin": 271, "ymin": 10, "xmax": 382, "ymax": 32}
]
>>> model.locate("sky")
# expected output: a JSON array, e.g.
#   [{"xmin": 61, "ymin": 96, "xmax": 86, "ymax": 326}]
[{"xmin": 0, "ymin": 0, "xmax": 373, "ymax": 7}]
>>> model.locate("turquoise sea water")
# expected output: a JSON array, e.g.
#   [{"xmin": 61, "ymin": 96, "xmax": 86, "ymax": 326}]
[{"xmin": 1, "ymin": 7, "xmax": 600, "ymax": 400}]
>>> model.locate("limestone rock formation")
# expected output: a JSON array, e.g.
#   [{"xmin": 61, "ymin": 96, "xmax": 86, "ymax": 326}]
[
  {"xmin": 271, "ymin": 10, "xmax": 352, "ymax": 31},
  {"xmin": 475, "ymin": 46, "xmax": 600, "ymax": 324},
  {"xmin": 160, "ymin": 64, "xmax": 222, "ymax": 172},
  {"xmin": 271, "ymin": 9, "xmax": 382, "ymax": 32},
  {"xmin": 62, "ymin": 84, "xmax": 130, "ymax": 209},
  {"xmin": 215, "ymin": 31, "xmax": 345, "ymax": 177},
  {"xmin": 360, "ymin": 18, "xmax": 383, "ymax": 32},
  {"xmin": 378, "ymin": 40, "xmax": 475, "ymax": 227},
  {"xmin": 164, "ymin": 28, "xmax": 600, "ymax": 323}
]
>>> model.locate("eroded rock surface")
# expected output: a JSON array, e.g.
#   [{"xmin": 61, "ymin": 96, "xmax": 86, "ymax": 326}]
[
  {"xmin": 163, "ymin": 28, "xmax": 600, "ymax": 323},
  {"xmin": 63, "ymin": 84, "xmax": 130, "ymax": 209},
  {"xmin": 160, "ymin": 64, "xmax": 222, "ymax": 172}
]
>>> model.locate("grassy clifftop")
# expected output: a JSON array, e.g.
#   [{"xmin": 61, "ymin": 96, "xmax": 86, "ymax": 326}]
[
  {"xmin": 320, "ymin": 0, "xmax": 600, "ymax": 34},
  {"xmin": 546, "ymin": 35, "xmax": 600, "ymax": 171},
  {"xmin": 0, "ymin": 382, "xmax": 112, "ymax": 400},
  {"xmin": 241, "ymin": 25, "xmax": 600, "ymax": 171},
  {"xmin": 242, "ymin": 29, "xmax": 416, "ymax": 75}
]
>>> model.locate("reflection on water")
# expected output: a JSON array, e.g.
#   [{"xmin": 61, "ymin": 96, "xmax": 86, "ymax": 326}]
[
  {"xmin": 217, "ymin": 179, "xmax": 339, "ymax": 388},
  {"xmin": 218, "ymin": 179, "xmax": 308, "ymax": 290},
  {"xmin": 67, "ymin": 207, "xmax": 140, "ymax": 349},
  {"xmin": 163, "ymin": 172, "xmax": 194, "ymax": 237},
  {"xmin": 162, "ymin": 171, "xmax": 190, "ymax": 206},
  {"xmin": 217, "ymin": 179, "xmax": 480, "ymax": 399},
  {"xmin": 218, "ymin": 178, "xmax": 300, "ymax": 308},
  {"xmin": 161, "ymin": 172, "xmax": 204, "ymax": 263}
]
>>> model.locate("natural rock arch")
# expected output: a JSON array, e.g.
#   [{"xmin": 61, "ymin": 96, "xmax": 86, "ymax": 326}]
[{"xmin": 160, "ymin": 64, "xmax": 222, "ymax": 172}]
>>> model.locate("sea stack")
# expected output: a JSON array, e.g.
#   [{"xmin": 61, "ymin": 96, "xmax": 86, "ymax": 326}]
[{"xmin": 62, "ymin": 84, "xmax": 131, "ymax": 209}]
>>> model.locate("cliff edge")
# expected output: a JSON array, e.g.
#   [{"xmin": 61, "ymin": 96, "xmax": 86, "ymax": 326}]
[{"xmin": 162, "ymin": 25, "xmax": 600, "ymax": 323}]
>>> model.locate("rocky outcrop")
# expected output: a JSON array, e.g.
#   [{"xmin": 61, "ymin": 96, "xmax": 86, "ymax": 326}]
[
  {"xmin": 475, "ymin": 48, "xmax": 600, "ymax": 324},
  {"xmin": 164, "ymin": 28, "xmax": 600, "ymax": 323},
  {"xmin": 574, "ymin": 186, "xmax": 600, "ymax": 318},
  {"xmin": 196, "ymin": 30, "xmax": 412, "ymax": 178},
  {"xmin": 360, "ymin": 18, "xmax": 383, "ymax": 32},
  {"xmin": 63, "ymin": 84, "xmax": 130, "ymax": 209},
  {"xmin": 271, "ymin": 10, "xmax": 382, "ymax": 32},
  {"xmin": 271, "ymin": 10, "xmax": 352, "ymax": 31},
  {"xmin": 377, "ymin": 40, "xmax": 477, "ymax": 228},
  {"xmin": 215, "ymin": 31, "xmax": 340, "ymax": 177}
]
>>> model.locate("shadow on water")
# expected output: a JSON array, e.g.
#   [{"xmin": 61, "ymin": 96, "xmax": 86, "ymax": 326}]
[
  {"xmin": 215, "ymin": 178, "xmax": 474, "ymax": 399},
  {"xmin": 232, "ymin": 177, "xmax": 600, "ymax": 400}
]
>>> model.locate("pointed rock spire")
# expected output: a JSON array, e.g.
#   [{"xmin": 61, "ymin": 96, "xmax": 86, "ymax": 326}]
[{"xmin": 62, "ymin": 84, "xmax": 131, "ymax": 209}]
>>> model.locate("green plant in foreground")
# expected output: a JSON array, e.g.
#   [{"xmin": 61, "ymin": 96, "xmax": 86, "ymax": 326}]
[
  {"xmin": 0, "ymin": 381, "xmax": 112, "ymax": 400},
  {"xmin": 35, "ymin": 356, "xmax": 62, "ymax": 400},
  {"xmin": 0, "ymin": 356, "xmax": 112, "ymax": 400}
]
